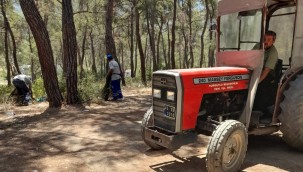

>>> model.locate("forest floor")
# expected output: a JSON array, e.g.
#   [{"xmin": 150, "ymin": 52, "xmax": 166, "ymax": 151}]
[{"xmin": 0, "ymin": 87, "xmax": 302, "ymax": 172}]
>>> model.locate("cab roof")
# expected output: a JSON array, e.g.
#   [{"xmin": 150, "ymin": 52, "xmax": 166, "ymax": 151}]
[{"xmin": 218, "ymin": 0, "xmax": 296, "ymax": 16}]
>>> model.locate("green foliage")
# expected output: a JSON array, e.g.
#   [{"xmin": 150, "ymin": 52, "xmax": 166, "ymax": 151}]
[
  {"xmin": 0, "ymin": 0, "xmax": 217, "ymax": 105},
  {"xmin": 32, "ymin": 77, "xmax": 46, "ymax": 99},
  {"xmin": 125, "ymin": 77, "xmax": 151, "ymax": 88},
  {"xmin": 0, "ymin": 85, "xmax": 14, "ymax": 103},
  {"xmin": 78, "ymin": 72, "xmax": 101, "ymax": 103}
]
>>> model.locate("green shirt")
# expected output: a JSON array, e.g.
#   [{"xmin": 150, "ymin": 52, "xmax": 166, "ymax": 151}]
[
  {"xmin": 264, "ymin": 45, "xmax": 278, "ymax": 70},
  {"xmin": 253, "ymin": 44, "xmax": 278, "ymax": 76},
  {"xmin": 264, "ymin": 45, "xmax": 278, "ymax": 78}
]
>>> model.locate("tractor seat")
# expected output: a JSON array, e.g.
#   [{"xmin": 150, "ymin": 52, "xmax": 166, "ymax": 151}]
[{"xmin": 275, "ymin": 59, "xmax": 283, "ymax": 83}]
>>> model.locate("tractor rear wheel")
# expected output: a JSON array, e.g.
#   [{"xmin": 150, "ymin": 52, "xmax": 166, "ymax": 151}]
[
  {"xmin": 141, "ymin": 107, "xmax": 164, "ymax": 150},
  {"xmin": 279, "ymin": 74, "xmax": 303, "ymax": 151},
  {"xmin": 206, "ymin": 120, "xmax": 247, "ymax": 172}
]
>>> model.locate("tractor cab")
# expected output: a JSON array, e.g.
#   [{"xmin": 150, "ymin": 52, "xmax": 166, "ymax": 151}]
[
  {"xmin": 142, "ymin": 0, "xmax": 303, "ymax": 171},
  {"xmin": 217, "ymin": 0, "xmax": 297, "ymax": 126}
]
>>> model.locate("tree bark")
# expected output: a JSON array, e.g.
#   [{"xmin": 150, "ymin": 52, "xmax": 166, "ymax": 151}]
[
  {"xmin": 170, "ymin": 0, "xmax": 177, "ymax": 69},
  {"xmin": 1, "ymin": 0, "xmax": 21, "ymax": 75},
  {"xmin": 80, "ymin": 25, "xmax": 87, "ymax": 78},
  {"xmin": 105, "ymin": 0, "xmax": 126, "ymax": 85},
  {"xmin": 146, "ymin": 0, "xmax": 157, "ymax": 71},
  {"xmin": 134, "ymin": 38, "xmax": 137, "ymax": 77},
  {"xmin": 208, "ymin": 0, "xmax": 216, "ymax": 67},
  {"xmin": 181, "ymin": 28, "xmax": 188, "ymax": 68},
  {"xmin": 188, "ymin": 0, "xmax": 194, "ymax": 68},
  {"xmin": 156, "ymin": 15, "xmax": 164, "ymax": 70},
  {"xmin": 19, "ymin": 0, "xmax": 62, "ymax": 108},
  {"xmin": 135, "ymin": 1, "xmax": 146, "ymax": 86},
  {"xmin": 162, "ymin": 33, "xmax": 167, "ymax": 69},
  {"xmin": 28, "ymin": 29, "xmax": 36, "ymax": 81},
  {"xmin": 167, "ymin": 22, "xmax": 171, "ymax": 69},
  {"xmin": 4, "ymin": 25, "xmax": 11, "ymax": 86},
  {"xmin": 62, "ymin": 0, "xmax": 79, "ymax": 104},
  {"xmin": 200, "ymin": 0, "xmax": 209, "ymax": 67},
  {"xmin": 90, "ymin": 30, "xmax": 97, "ymax": 74},
  {"xmin": 130, "ymin": 0, "xmax": 135, "ymax": 77}
]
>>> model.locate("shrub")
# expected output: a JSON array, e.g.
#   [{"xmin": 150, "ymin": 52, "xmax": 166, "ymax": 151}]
[
  {"xmin": 0, "ymin": 85, "xmax": 14, "ymax": 103},
  {"xmin": 32, "ymin": 77, "xmax": 46, "ymax": 99},
  {"xmin": 78, "ymin": 73, "xmax": 102, "ymax": 103}
]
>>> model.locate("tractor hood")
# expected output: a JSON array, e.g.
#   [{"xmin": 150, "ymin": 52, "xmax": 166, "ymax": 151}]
[
  {"xmin": 166, "ymin": 67, "xmax": 250, "ymax": 78},
  {"xmin": 163, "ymin": 67, "xmax": 251, "ymax": 89}
]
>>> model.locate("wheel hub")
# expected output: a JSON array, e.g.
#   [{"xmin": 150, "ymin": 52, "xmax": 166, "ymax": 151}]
[{"xmin": 222, "ymin": 133, "xmax": 241, "ymax": 168}]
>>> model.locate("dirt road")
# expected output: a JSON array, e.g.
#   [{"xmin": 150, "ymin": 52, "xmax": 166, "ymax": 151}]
[{"xmin": 0, "ymin": 88, "xmax": 302, "ymax": 172}]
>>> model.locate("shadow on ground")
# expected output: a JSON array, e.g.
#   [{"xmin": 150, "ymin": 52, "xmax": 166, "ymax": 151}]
[
  {"xmin": 150, "ymin": 156, "xmax": 207, "ymax": 172},
  {"xmin": 241, "ymin": 134, "xmax": 303, "ymax": 171},
  {"xmin": 0, "ymin": 93, "xmax": 153, "ymax": 171},
  {"xmin": 1, "ymin": 90, "xmax": 303, "ymax": 171}
]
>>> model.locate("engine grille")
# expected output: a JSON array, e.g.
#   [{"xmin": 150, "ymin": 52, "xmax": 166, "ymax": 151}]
[
  {"xmin": 153, "ymin": 74, "xmax": 177, "ymax": 132},
  {"xmin": 153, "ymin": 75, "xmax": 177, "ymax": 89}
]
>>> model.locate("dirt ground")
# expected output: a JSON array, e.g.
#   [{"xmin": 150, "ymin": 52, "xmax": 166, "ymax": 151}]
[{"xmin": 0, "ymin": 88, "xmax": 302, "ymax": 172}]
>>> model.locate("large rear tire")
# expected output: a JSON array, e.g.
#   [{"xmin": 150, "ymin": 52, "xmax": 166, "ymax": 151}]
[
  {"xmin": 141, "ymin": 107, "xmax": 164, "ymax": 150},
  {"xmin": 206, "ymin": 120, "xmax": 247, "ymax": 172},
  {"xmin": 279, "ymin": 74, "xmax": 303, "ymax": 151}
]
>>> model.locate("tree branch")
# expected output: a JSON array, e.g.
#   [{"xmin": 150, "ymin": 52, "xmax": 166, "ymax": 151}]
[
  {"xmin": 56, "ymin": 0, "xmax": 62, "ymax": 5},
  {"xmin": 73, "ymin": 10, "xmax": 104, "ymax": 15}
]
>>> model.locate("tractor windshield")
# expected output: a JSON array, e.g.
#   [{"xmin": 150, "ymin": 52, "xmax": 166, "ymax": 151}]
[{"xmin": 219, "ymin": 9, "xmax": 263, "ymax": 51}]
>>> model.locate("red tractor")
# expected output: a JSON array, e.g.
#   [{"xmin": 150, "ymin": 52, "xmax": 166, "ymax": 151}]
[{"xmin": 141, "ymin": 0, "xmax": 303, "ymax": 171}]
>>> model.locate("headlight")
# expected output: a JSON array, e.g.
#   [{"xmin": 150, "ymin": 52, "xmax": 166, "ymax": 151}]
[
  {"xmin": 153, "ymin": 89, "xmax": 161, "ymax": 98},
  {"xmin": 167, "ymin": 91, "xmax": 175, "ymax": 101}
]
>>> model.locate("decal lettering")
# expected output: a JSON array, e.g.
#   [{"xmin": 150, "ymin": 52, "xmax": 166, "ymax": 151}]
[{"xmin": 193, "ymin": 74, "xmax": 249, "ymax": 84}]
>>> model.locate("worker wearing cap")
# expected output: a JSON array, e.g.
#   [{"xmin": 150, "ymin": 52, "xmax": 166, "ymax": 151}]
[{"xmin": 106, "ymin": 53, "xmax": 123, "ymax": 101}]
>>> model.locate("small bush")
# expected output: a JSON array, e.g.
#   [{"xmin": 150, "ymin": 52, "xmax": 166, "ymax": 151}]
[
  {"xmin": 0, "ymin": 85, "xmax": 14, "ymax": 103},
  {"xmin": 124, "ymin": 77, "xmax": 151, "ymax": 88},
  {"xmin": 32, "ymin": 77, "xmax": 46, "ymax": 99},
  {"xmin": 78, "ymin": 73, "xmax": 102, "ymax": 103}
]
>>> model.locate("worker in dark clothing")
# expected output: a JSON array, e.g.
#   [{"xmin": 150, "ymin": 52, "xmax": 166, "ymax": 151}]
[{"xmin": 12, "ymin": 74, "xmax": 32, "ymax": 105}]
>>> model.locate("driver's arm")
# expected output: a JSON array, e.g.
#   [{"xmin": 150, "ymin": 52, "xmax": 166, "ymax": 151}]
[{"xmin": 259, "ymin": 67, "xmax": 271, "ymax": 83}]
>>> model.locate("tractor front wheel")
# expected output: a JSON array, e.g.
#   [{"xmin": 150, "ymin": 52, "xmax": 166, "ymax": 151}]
[
  {"xmin": 206, "ymin": 120, "xmax": 247, "ymax": 172},
  {"xmin": 141, "ymin": 107, "xmax": 164, "ymax": 150}
]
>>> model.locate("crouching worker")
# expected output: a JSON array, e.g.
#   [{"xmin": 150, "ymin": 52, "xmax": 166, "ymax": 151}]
[
  {"xmin": 106, "ymin": 53, "xmax": 123, "ymax": 101},
  {"xmin": 12, "ymin": 74, "xmax": 32, "ymax": 105}
]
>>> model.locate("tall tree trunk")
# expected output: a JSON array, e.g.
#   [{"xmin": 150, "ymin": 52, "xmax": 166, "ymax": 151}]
[
  {"xmin": 4, "ymin": 26, "xmax": 11, "ymax": 86},
  {"xmin": 188, "ymin": 0, "xmax": 194, "ymax": 68},
  {"xmin": 162, "ymin": 34, "xmax": 168, "ymax": 69},
  {"xmin": 167, "ymin": 22, "xmax": 171, "ymax": 69},
  {"xmin": 135, "ymin": 1, "xmax": 146, "ymax": 85},
  {"xmin": 28, "ymin": 29, "xmax": 35, "ymax": 81},
  {"xmin": 98, "ymin": 43, "xmax": 105, "ymax": 77},
  {"xmin": 62, "ymin": 0, "xmax": 79, "ymax": 104},
  {"xmin": 178, "ymin": 34, "xmax": 182, "ymax": 68},
  {"xmin": 134, "ymin": 39, "xmax": 137, "ymax": 77},
  {"xmin": 156, "ymin": 15, "xmax": 164, "ymax": 70},
  {"xmin": 171, "ymin": 0, "xmax": 177, "ymax": 69},
  {"xmin": 208, "ymin": 0, "xmax": 216, "ymax": 67},
  {"xmin": 105, "ymin": 0, "xmax": 126, "ymax": 86},
  {"xmin": 182, "ymin": 29, "xmax": 188, "ymax": 68},
  {"xmin": 1, "ymin": 0, "xmax": 21, "ymax": 75},
  {"xmin": 80, "ymin": 25, "xmax": 87, "ymax": 78},
  {"xmin": 120, "ymin": 42, "xmax": 124, "ymax": 72},
  {"xmin": 146, "ymin": 0, "xmax": 157, "ymax": 71},
  {"xmin": 90, "ymin": 30, "xmax": 97, "ymax": 74},
  {"xmin": 130, "ymin": 1, "xmax": 135, "ymax": 77},
  {"xmin": 19, "ymin": 0, "xmax": 62, "ymax": 108},
  {"xmin": 200, "ymin": 0, "xmax": 209, "ymax": 67}
]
